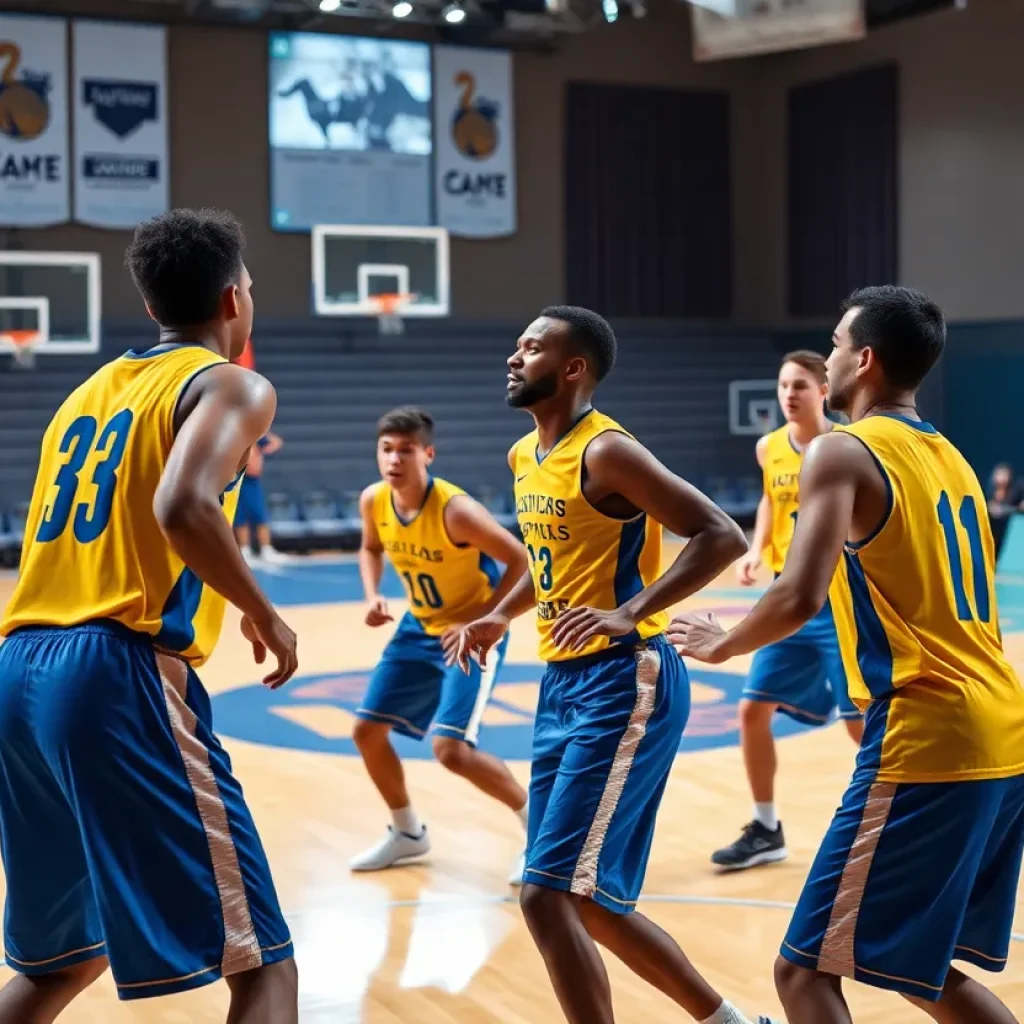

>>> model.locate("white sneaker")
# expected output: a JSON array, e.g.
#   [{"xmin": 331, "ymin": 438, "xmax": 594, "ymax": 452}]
[
  {"xmin": 240, "ymin": 546, "xmax": 257, "ymax": 565},
  {"xmin": 350, "ymin": 825, "xmax": 430, "ymax": 872},
  {"xmin": 259, "ymin": 545, "xmax": 289, "ymax": 564},
  {"xmin": 507, "ymin": 850, "xmax": 526, "ymax": 886}
]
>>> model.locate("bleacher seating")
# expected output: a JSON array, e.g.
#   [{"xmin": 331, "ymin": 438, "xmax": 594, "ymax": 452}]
[{"xmin": 0, "ymin": 320, "xmax": 778, "ymax": 561}]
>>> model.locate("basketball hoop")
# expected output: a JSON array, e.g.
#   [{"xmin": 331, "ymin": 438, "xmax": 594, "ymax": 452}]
[
  {"xmin": 369, "ymin": 293, "xmax": 415, "ymax": 336},
  {"xmin": 1, "ymin": 330, "xmax": 39, "ymax": 371}
]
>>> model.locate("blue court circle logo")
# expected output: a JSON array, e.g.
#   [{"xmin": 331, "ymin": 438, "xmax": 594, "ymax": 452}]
[{"xmin": 212, "ymin": 660, "xmax": 812, "ymax": 760}]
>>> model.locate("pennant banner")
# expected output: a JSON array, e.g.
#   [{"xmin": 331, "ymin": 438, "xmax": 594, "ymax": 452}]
[
  {"xmin": 73, "ymin": 20, "xmax": 168, "ymax": 228},
  {"xmin": 0, "ymin": 14, "xmax": 70, "ymax": 227},
  {"xmin": 433, "ymin": 46, "xmax": 516, "ymax": 239}
]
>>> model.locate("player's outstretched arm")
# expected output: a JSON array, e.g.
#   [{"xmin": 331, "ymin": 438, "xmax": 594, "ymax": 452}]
[
  {"xmin": 358, "ymin": 483, "xmax": 393, "ymax": 627},
  {"xmin": 154, "ymin": 362, "xmax": 297, "ymax": 687},
  {"xmin": 550, "ymin": 432, "xmax": 748, "ymax": 653},
  {"xmin": 669, "ymin": 431, "xmax": 865, "ymax": 664}
]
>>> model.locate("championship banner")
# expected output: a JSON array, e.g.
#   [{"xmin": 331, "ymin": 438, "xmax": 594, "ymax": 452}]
[
  {"xmin": 73, "ymin": 20, "xmax": 168, "ymax": 228},
  {"xmin": 0, "ymin": 14, "xmax": 70, "ymax": 227},
  {"xmin": 433, "ymin": 46, "xmax": 516, "ymax": 239}
]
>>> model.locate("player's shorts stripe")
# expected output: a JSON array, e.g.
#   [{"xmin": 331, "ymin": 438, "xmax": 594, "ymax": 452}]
[
  {"xmin": 570, "ymin": 645, "xmax": 660, "ymax": 899},
  {"xmin": 465, "ymin": 646, "xmax": 500, "ymax": 746},
  {"xmin": 817, "ymin": 780, "xmax": 897, "ymax": 974},
  {"xmin": 156, "ymin": 653, "xmax": 263, "ymax": 978}
]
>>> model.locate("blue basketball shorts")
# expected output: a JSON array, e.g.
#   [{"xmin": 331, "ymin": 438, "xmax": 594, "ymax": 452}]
[
  {"xmin": 0, "ymin": 621, "xmax": 293, "ymax": 1001},
  {"xmin": 782, "ymin": 704, "xmax": 1024, "ymax": 1001},
  {"xmin": 524, "ymin": 635, "xmax": 689, "ymax": 915},
  {"xmin": 743, "ymin": 599, "xmax": 861, "ymax": 725},
  {"xmin": 234, "ymin": 474, "xmax": 269, "ymax": 530},
  {"xmin": 355, "ymin": 611, "xmax": 509, "ymax": 746}
]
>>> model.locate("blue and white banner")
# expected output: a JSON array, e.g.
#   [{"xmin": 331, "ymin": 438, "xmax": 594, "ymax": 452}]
[
  {"xmin": 0, "ymin": 15, "xmax": 70, "ymax": 227},
  {"xmin": 73, "ymin": 20, "xmax": 168, "ymax": 228},
  {"xmin": 433, "ymin": 46, "xmax": 516, "ymax": 239}
]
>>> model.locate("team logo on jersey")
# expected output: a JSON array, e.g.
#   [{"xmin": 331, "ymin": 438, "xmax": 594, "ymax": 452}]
[{"xmin": 0, "ymin": 41, "xmax": 51, "ymax": 141}]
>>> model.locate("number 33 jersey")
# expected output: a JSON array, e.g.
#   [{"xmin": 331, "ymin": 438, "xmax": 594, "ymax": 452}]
[
  {"xmin": 511, "ymin": 409, "xmax": 666, "ymax": 663},
  {"xmin": 1, "ymin": 344, "xmax": 241, "ymax": 666},
  {"xmin": 372, "ymin": 477, "xmax": 500, "ymax": 636},
  {"xmin": 829, "ymin": 413, "xmax": 1024, "ymax": 782}
]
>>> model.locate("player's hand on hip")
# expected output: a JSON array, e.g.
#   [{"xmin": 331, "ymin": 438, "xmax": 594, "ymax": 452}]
[
  {"xmin": 551, "ymin": 606, "xmax": 637, "ymax": 654},
  {"xmin": 736, "ymin": 552, "xmax": 761, "ymax": 586},
  {"xmin": 241, "ymin": 612, "xmax": 299, "ymax": 688},
  {"xmin": 365, "ymin": 596, "xmax": 394, "ymax": 628},
  {"xmin": 450, "ymin": 614, "xmax": 510, "ymax": 673},
  {"xmin": 666, "ymin": 611, "xmax": 729, "ymax": 664}
]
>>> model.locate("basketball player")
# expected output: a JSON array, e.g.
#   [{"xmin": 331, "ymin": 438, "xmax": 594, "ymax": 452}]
[
  {"xmin": 350, "ymin": 406, "xmax": 531, "ymax": 881},
  {"xmin": 234, "ymin": 429, "xmax": 286, "ymax": 563},
  {"xmin": 0, "ymin": 209, "xmax": 299, "ymax": 1023},
  {"xmin": 713, "ymin": 351, "xmax": 863, "ymax": 872},
  {"xmin": 671, "ymin": 286, "xmax": 1024, "ymax": 1023},
  {"xmin": 454, "ymin": 307, "xmax": 778, "ymax": 1024}
]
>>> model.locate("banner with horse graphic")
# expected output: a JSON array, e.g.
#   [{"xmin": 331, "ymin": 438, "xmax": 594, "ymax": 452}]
[
  {"xmin": 433, "ymin": 46, "xmax": 516, "ymax": 239},
  {"xmin": 0, "ymin": 14, "xmax": 69, "ymax": 227},
  {"xmin": 73, "ymin": 20, "xmax": 168, "ymax": 228}
]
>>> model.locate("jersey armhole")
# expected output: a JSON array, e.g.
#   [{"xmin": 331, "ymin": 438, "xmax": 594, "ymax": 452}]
[
  {"xmin": 170, "ymin": 361, "xmax": 223, "ymax": 439},
  {"xmin": 441, "ymin": 493, "xmax": 473, "ymax": 550},
  {"xmin": 579, "ymin": 429, "xmax": 645, "ymax": 524},
  {"xmin": 843, "ymin": 434, "xmax": 895, "ymax": 554}
]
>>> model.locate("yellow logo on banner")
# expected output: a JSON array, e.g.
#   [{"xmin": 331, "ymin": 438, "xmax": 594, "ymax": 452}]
[{"xmin": 0, "ymin": 41, "xmax": 51, "ymax": 142}]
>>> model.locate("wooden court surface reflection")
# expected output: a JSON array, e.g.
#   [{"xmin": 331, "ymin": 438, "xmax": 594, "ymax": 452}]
[{"xmin": 0, "ymin": 557, "xmax": 1021, "ymax": 1023}]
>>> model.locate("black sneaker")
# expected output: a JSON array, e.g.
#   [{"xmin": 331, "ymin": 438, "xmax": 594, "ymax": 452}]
[{"xmin": 711, "ymin": 820, "xmax": 787, "ymax": 871}]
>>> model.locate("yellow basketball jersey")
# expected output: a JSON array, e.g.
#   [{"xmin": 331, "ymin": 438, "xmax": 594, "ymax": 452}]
[
  {"xmin": 828, "ymin": 413, "xmax": 1024, "ymax": 783},
  {"xmin": 511, "ymin": 409, "xmax": 667, "ymax": 662},
  {"xmin": 1, "ymin": 343, "xmax": 242, "ymax": 667},
  {"xmin": 372, "ymin": 476, "xmax": 499, "ymax": 635},
  {"xmin": 762, "ymin": 425, "xmax": 807, "ymax": 574}
]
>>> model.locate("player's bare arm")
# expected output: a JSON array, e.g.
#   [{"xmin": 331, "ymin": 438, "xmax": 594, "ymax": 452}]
[
  {"xmin": 359, "ymin": 483, "xmax": 394, "ymax": 627},
  {"xmin": 551, "ymin": 431, "xmax": 748, "ymax": 653},
  {"xmin": 669, "ymin": 431, "xmax": 883, "ymax": 663},
  {"xmin": 440, "ymin": 495, "xmax": 528, "ymax": 660},
  {"xmin": 737, "ymin": 434, "xmax": 771, "ymax": 586},
  {"xmin": 451, "ymin": 444, "xmax": 537, "ymax": 671},
  {"xmin": 154, "ymin": 362, "xmax": 297, "ymax": 687}
]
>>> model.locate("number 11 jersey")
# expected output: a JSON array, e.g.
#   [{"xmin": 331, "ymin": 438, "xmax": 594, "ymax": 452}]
[
  {"xmin": 1, "ymin": 343, "xmax": 241, "ymax": 666},
  {"xmin": 829, "ymin": 412, "xmax": 1024, "ymax": 782}
]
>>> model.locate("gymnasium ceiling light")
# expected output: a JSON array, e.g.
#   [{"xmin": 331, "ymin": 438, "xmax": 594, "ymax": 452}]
[
  {"xmin": 392, "ymin": 0, "xmax": 413, "ymax": 14},
  {"xmin": 442, "ymin": 1, "xmax": 467, "ymax": 21}
]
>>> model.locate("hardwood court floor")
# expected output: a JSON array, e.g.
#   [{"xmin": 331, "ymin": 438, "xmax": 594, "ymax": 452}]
[{"xmin": 0, "ymin": 552, "xmax": 1021, "ymax": 1023}]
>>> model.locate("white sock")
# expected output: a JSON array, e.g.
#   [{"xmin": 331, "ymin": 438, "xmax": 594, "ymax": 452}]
[
  {"xmin": 700, "ymin": 1000, "xmax": 750, "ymax": 1024},
  {"xmin": 516, "ymin": 800, "xmax": 529, "ymax": 832},
  {"xmin": 754, "ymin": 802, "xmax": 778, "ymax": 831},
  {"xmin": 392, "ymin": 806, "xmax": 423, "ymax": 837}
]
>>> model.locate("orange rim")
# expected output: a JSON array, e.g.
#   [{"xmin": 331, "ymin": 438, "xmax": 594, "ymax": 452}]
[
  {"xmin": 368, "ymin": 293, "xmax": 412, "ymax": 316},
  {"xmin": 0, "ymin": 330, "xmax": 40, "ymax": 350}
]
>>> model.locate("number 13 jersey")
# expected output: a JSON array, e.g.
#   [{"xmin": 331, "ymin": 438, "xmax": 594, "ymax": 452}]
[
  {"xmin": 511, "ymin": 409, "xmax": 667, "ymax": 663},
  {"xmin": 372, "ymin": 477, "xmax": 499, "ymax": 636},
  {"xmin": 1, "ymin": 343, "xmax": 241, "ymax": 666},
  {"xmin": 829, "ymin": 413, "xmax": 1024, "ymax": 782}
]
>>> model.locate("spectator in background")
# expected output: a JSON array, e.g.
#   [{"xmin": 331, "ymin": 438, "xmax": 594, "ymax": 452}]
[
  {"xmin": 235, "ymin": 431, "xmax": 286, "ymax": 563},
  {"xmin": 988, "ymin": 463, "xmax": 1022, "ymax": 558}
]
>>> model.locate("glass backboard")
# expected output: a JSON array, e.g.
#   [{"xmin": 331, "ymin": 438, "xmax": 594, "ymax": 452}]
[
  {"xmin": 312, "ymin": 225, "xmax": 449, "ymax": 317},
  {"xmin": 0, "ymin": 252, "xmax": 101, "ymax": 354}
]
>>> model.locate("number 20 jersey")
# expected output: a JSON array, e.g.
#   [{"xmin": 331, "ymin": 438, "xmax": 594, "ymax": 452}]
[
  {"xmin": 828, "ymin": 413, "xmax": 1024, "ymax": 782},
  {"xmin": 511, "ymin": 409, "xmax": 667, "ymax": 663},
  {"xmin": 1, "ymin": 344, "xmax": 240, "ymax": 666}
]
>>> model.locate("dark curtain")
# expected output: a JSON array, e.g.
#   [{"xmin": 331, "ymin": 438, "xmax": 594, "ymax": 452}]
[
  {"xmin": 787, "ymin": 64, "xmax": 899, "ymax": 317},
  {"xmin": 564, "ymin": 82, "xmax": 731, "ymax": 318}
]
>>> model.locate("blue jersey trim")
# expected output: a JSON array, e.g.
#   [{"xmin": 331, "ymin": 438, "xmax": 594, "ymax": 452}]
[
  {"xmin": 856, "ymin": 697, "xmax": 890, "ymax": 774},
  {"xmin": 614, "ymin": 515, "xmax": 647, "ymax": 608},
  {"xmin": 843, "ymin": 434, "xmax": 895, "ymax": 552},
  {"xmin": 535, "ymin": 407, "xmax": 594, "ymax": 464},
  {"xmin": 843, "ymin": 551, "xmax": 895, "ymax": 699},
  {"xmin": 391, "ymin": 476, "xmax": 434, "ymax": 527},
  {"xmin": 123, "ymin": 341, "xmax": 210, "ymax": 361},
  {"xmin": 479, "ymin": 551, "xmax": 501, "ymax": 589},
  {"xmin": 154, "ymin": 567, "xmax": 205, "ymax": 652},
  {"xmin": 876, "ymin": 412, "xmax": 938, "ymax": 435},
  {"xmin": 170, "ymin": 362, "xmax": 223, "ymax": 437}
]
